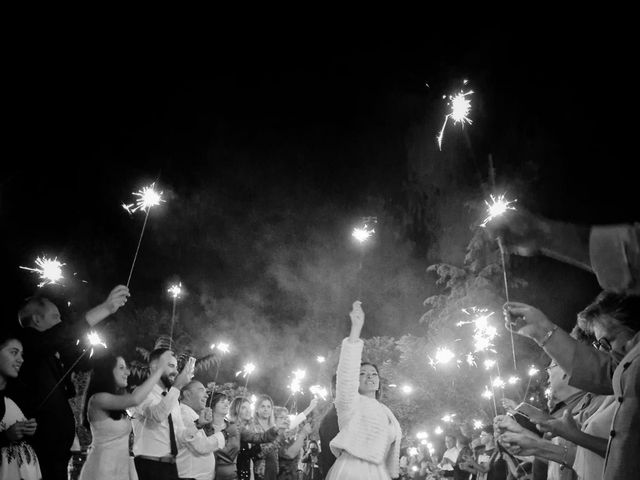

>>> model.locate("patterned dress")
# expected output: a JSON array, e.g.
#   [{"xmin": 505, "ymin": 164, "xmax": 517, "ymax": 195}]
[{"xmin": 0, "ymin": 397, "xmax": 42, "ymax": 480}]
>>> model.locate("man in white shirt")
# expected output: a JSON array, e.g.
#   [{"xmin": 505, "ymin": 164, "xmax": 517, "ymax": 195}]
[
  {"xmin": 439, "ymin": 435, "xmax": 460, "ymax": 477},
  {"xmin": 132, "ymin": 349, "xmax": 195, "ymax": 480},
  {"xmin": 177, "ymin": 380, "xmax": 226, "ymax": 480}
]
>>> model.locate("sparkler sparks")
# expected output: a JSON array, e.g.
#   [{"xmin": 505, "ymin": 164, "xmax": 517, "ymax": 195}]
[
  {"xmin": 407, "ymin": 447, "xmax": 419, "ymax": 457},
  {"xmin": 508, "ymin": 376, "xmax": 521, "ymax": 385},
  {"xmin": 441, "ymin": 413, "xmax": 456, "ymax": 423},
  {"xmin": 482, "ymin": 387, "xmax": 494, "ymax": 399},
  {"xmin": 309, "ymin": 385, "xmax": 328, "ymax": 400},
  {"xmin": 483, "ymin": 359, "xmax": 497, "ymax": 370},
  {"xmin": 316, "ymin": 356, "xmax": 326, "ymax": 363},
  {"xmin": 236, "ymin": 362, "xmax": 256, "ymax": 378},
  {"xmin": 216, "ymin": 342, "xmax": 230, "ymax": 354},
  {"xmin": 20, "ymin": 256, "xmax": 65, "ymax": 287},
  {"xmin": 437, "ymin": 84, "xmax": 474, "ymax": 150},
  {"xmin": 168, "ymin": 282, "xmax": 183, "ymax": 299},
  {"xmin": 460, "ymin": 307, "xmax": 498, "ymax": 354},
  {"xmin": 401, "ymin": 385, "xmax": 414, "ymax": 395},
  {"xmin": 480, "ymin": 194, "xmax": 517, "ymax": 227},
  {"xmin": 528, "ymin": 366, "xmax": 540, "ymax": 376},
  {"xmin": 123, "ymin": 183, "xmax": 165, "ymax": 214},
  {"xmin": 473, "ymin": 419, "xmax": 484, "ymax": 430},
  {"xmin": 416, "ymin": 431, "xmax": 429, "ymax": 440},
  {"xmin": 429, "ymin": 347, "xmax": 456, "ymax": 367},
  {"xmin": 289, "ymin": 369, "xmax": 307, "ymax": 394},
  {"xmin": 352, "ymin": 217, "xmax": 377, "ymax": 243},
  {"xmin": 492, "ymin": 377, "xmax": 505, "ymax": 389},
  {"xmin": 434, "ymin": 426, "xmax": 444, "ymax": 435}
]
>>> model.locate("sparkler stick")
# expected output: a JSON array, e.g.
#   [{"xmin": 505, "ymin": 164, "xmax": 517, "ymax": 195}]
[
  {"xmin": 352, "ymin": 217, "xmax": 377, "ymax": 300},
  {"xmin": 167, "ymin": 282, "xmax": 183, "ymax": 341},
  {"xmin": 124, "ymin": 183, "xmax": 165, "ymax": 288},
  {"xmin": 37, "ymin": 332, "xmax": 107, "ymax": 411}
]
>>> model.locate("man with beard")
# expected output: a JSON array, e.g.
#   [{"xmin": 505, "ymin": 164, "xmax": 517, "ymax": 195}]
[{"xmin": 132, "ymin": 349, "xmax": 195, "ymax": 480}]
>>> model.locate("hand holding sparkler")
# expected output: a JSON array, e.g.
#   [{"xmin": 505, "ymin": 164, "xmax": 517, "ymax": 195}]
[
  {"xmin": 349, "ymin": 301, "xmax": 365, "ymax": 340},
  {"xmin": 4, "ymin": 419, "xmax": 38, "ymax": 441},
  {"xmin": 172, "ymin": 356, "xmax": 196, "ymax": 390},
  {"xmin": 503, "ymin": 302, "xmax": 557, "ymax": 344},
  {"xmin": 84, "ymin": 285, "xmax": 130, "ymax": 327}
]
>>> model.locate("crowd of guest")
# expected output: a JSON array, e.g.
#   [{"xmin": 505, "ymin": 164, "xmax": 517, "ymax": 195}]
[{"xmin": 1, "ymin": 211, "xmax": 637, "ymax": 480}]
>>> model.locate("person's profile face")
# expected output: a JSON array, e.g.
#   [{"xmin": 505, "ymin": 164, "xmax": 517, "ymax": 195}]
[
  {"xmin": 0, "ymin": 339, "xmax": 24, "ymax": 379},
  {"xmin": 112, "ymin": 357, "xmax": 130, "ymax": 389},
  {"xmin": 39, "ymin": 300, "xmax": 62, "ymax": 330}
]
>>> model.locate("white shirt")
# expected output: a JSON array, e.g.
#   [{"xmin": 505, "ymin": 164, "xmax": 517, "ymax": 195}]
[
  {"xmin": 176, "ymin": 403, "xmax": 226, "ymax": 480},
  {"xmin": 441, "ymin": 446, "xmax": 460, "ymax": 470},
  {"xmin": 132, "ymin": 384, "xmax": 186, "ymax": 457}
]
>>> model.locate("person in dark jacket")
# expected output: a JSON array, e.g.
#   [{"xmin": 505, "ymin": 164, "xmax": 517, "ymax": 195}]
[{"xmin": 15, "ymin": 285, "xmax": 129, "ymax": 480}]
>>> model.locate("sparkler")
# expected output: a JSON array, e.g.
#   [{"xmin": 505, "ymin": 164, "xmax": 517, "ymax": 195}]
[
  {"xmin": 235, "ymin": 362, "xmax": 256, "ymax": 391},
  {"xmin": 401, "ymin": 385, "xmax": 413, "ymax": 395},
  {"xmin": 167, "ymin": 282, "xmax": 183, "ymax": 342},
  {"xmin": 38, "ymin": 331, "xmax": 107, "ymax": 410},
  {"xmin": 482, "ymin": 385, "xmax": 498, "ymax": 417},
  {"xmin": 211, "ymin": 342, "xmax": 230, "ymax": 383},
  {"xmin": 480, "ymin": 194, "xmax": 519, "ymax": 370},
  {"xmin": 316, "ymin": 356, "xmax": 326, "ymax": 363},
  {"xmin": 352, "ymin": 216, "xmax": 377, "ymax": 300},
  {"xmin": 20, "ymin": 256, "xmax": 65, "ymax": 288},
  {"xmin": 473, "ymin": 419, "xmax": 484, "ymax": 430},
  {"xmin": 437, "ymin": 81, "xmax": 474, "ymax": 150},
  {"xmin": 441, "ymin": 413, "xmax": 456, "ymax": 423},
  {"xmin": 408, "ymin": 447, "xmax": 419, "ymax": 457},
  {"xmin": 309, "ymin": 385, "xmax": 328, "ymax": 400},
  {"xmin": 124, "ymin": 183, "xmax": 165, "ymax": 288},
  {"xmin": 508, "ymin": 376, "xmax": 520, "ymax": 385},
  {"xmin": 434, "ymin": 426, "xmax": 443, "ymax": 435},
  {"xmin": 416, "ymin": 431, "xmax": 429, "ymax": 440},
  {"xmin": 429, "ymin": 347, "xmax": 456, "ymax": 368}
]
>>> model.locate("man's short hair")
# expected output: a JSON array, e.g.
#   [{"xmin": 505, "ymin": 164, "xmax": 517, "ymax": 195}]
[
  {"xmin": 149, "ymin": 348, "xmax": 172, "ymax": 364},
  {"xmin": 17, "ymin": 296, "xmax": 51, "ymax": 328},
  {"xmin": 179, "ymin": 380, "xmax": 201, "ymax": 400}
]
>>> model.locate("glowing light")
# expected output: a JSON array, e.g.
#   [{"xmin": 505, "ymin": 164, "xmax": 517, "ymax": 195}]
[
  {"xmin": 508, "ymin": 376, "xmax": 521, "ymax": 385},
  {"xmin": 473, "ymin": 419, "xmax": 484, "ymax": 430},
  {"xmin": 437, "ymin": 85, "xmax": 474, "ymax": 150},
  {"xmin": 434, "ymin": 426, "xmax": 443, "ymax": 435},
  {"xmin": 529, "ymin": 396, "xmax": 535, "ymax": 401},
  {"xmin": 466, "ymin": 353, "xmax": 476, "ymax": 366},
  {"xmin": 87, "ymin": 332, "xmax": 107, "ymax": 349},
  {"xmin": 309, "ymin": 385, "xmax": 328, "ymax": 400},
  {"xmin": 236, "ymin": 363, "xmax": 256, "ymax": 378},
  {"xmin": 123, "ymin": 183, "xmax": 165, "ymax": 214},
  {"xmin": 441, "ymin": 413, "xmax": 456, "ymax": 423},
  {"xmin": 492, "ymin": 377, "xmax": 505, "ymax": 389},
  {"xmin": 416, "ymin": 431, "xmax": 429, "ymax": 440},
  {"xmin": 421, "ymin": 439, "xmax": 428, "ymax": 446},
  {"xmin": 483, "ymin": 359, "xmax": 496, "ymax": 370},
  {"xmin": 460, "ymin": 307, "xmax": 498, "ymax": 353},
  {"xmin": 401, "ymin": 385, "xmax": 414, "ymax": 394},
  {"xmin": 528, "ymin": 366, "xmax": 540, "ymax": 377},
  {"xmin": 352, "ymin": 217, "xmax": 377, "ymax": 243},
  {"xmin": 482, "ymin": 387, "xmax": 493, "ymax": 399},
  {"xmin": 408, "ymin": 447, "xmax": 419, "ymax": 457},
  {"xmin": 316, "ymin": 355, "xmax": 326, "ymax": 363},
  {"xmin": 480, "ymin": 194, "xmax": 517, "ymax": 227},
  {"xmin": 20, "ymin": 256, "xmax": 65, "ymax": 288},
  {"xmin": 249, "ymin": 394, "xmax": 257, "ymax": 413},
  {"xmin": 430, "ymin": 347, "xmax": 455, "ymax": 367},
  {"xmin": 168, "ymin": 282, "xmax": 183, "ymax": 299},
  {"xmin": 411, "ymin": 466, "xmax": 419, "ymax": 473},
  {"xmin": 216, "ymin": 342, "xmax": 230, "ymax": 354},
  {"xmin": 544, "ymin": 387, "xmax": 552, "ymax": 399},
  {"xmin": 289, "ymin": 369, "xmax": 307, "ymax": 394}
]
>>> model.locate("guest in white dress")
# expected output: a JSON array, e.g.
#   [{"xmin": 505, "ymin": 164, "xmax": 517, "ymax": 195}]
[
  {"xmin": 0, "ymin": 332, "xmax": 41, "ymax": 480},
  {"xmin": 79, "ymin": 351, "xmax": 174, "ymax": 480},
  {"xmin": 326, "ymin": 301, "xmax": 402, "ymax": 480}
]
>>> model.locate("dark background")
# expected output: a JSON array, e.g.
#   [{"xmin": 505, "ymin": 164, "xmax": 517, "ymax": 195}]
[{"xmin": 2, "ymin": 26, "xmax": 636, "ymax": 394}]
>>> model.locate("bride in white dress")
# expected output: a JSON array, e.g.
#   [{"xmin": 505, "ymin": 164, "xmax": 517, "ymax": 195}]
[{"xmin": 79, "ymin": 351, "xmax": 173, "ymax": 480}]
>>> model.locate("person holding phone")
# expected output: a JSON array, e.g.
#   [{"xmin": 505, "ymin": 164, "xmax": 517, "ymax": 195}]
[{"xmin": 131, "ymin": 349, "xmax": 195, "ymax": 480}]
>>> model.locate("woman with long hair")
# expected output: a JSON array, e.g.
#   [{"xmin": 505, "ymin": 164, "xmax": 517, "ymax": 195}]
[
  {"xmin": 0, "ymin": 332, "xmax": 41, "ymax": 480},
  {"xmin": 227, "ymin": 396, "xmax": 280, "ymax": 480},
  {"xmin": 251, "ymin": 394, "xmax": 280, "ymax": 480},
  {"xmin": 78, "ymin": 351, "xmax": 172, "ymax": 480},
  {"xmin": 325, "ymin": 301, "xmax": 402, "ymax": 480}
]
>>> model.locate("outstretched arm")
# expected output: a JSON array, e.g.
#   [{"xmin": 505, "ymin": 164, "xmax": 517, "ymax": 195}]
[
  {"xmin": 84, "ymin": 285, "xmax": 130, "ymax": 327},
  {"xmin": 335, "ymin": 301, "xmax": 364, "ymax": 428}
]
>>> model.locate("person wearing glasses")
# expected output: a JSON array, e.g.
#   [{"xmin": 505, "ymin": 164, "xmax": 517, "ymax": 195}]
[{"xmin": 504, "ymin": 292, "xmax": 640, "ymax": 480}]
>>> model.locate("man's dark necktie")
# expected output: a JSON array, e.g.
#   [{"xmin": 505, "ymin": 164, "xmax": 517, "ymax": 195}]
[{"xmin": 161, "ymin": 391, "xmax": 178, "ymax": 456}]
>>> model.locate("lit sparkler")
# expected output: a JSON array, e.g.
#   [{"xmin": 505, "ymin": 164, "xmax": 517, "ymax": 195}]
[
  {"xmin": 483, "ymin": 359, "xmax": 497, "ymax": 370},
  {"xmin": 416, "ymin": 431, "xmax": 429, "ymax": 440},
  {"xmin": 492, "ymin": 377, "xmax": 505, "ymax": 389},
  {"xmin": 217, "ymin": 342, "xmax": 230, "ymax": 354},
  {"xmin": 167, "ymin": 282, "xmax": 183, "ymax": 342},
  {"xmin": 481, "ymin": 387, "xmax": 493, "ymax": 399},
  {"xmin": 408, "ymin": 447, "xmax": 419, "ymax": 457},
  {"xmin": 434, "ymin": 426, "xmax": 443, "ymax": 435},
  {"xmin": 289, "ymin": 369, "xmax": 307, "ymax": 394},
  {"xmin": 309, "ymin": 385, "xmax": 328, "ymax": 400},
  {"xmin": 437, "ymin": 82, "xmax": 474, "ymax": 150},
  {"xmin": 528, "ymin": 366, "xmax": 540, "ymax": 376},
  {"xmin": 316, "ymin": 355, "xmax": 326, "ymax": 363},
  {"xmin": 460, "ymin": 307, "xmax": 498, "ymax": 354},
  {"xmin": 508, "ymin": 376, "xmax": 520, "ymax": 385},
  {"xmin": 401, "ymin": 384, "xmax": 414, "ymax": 395},
  {"xmin": 124, "ymin": 182, "xmax": 166, "ymax": 288},
  {"xmin": 352, "ymin": 217, "xmax": 377, "ymax": 244},
  {"xmin": 441, "ymin": 413, "xmax": 456, "ymax": 423},
  {"xmin": 38, "ymin": 331, "xmax": 107, "ymax": 410},
  {"xmin": 20, "ymin": 256, "xmax": 65, "ymax": 288},
  {"xmin": 480, "ymin": 194, "xmax": 517, "ymax": 228},
  {"xmin": 429, "ymin": 347, "xmax": 456, "ymax": 368},
  {"xmin": 473, "ymin": 419, "xmax": 484, "ymax": 430}
]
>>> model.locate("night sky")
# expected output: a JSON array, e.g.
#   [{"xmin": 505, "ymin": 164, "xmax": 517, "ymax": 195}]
[{"xmin": 2, "ymin": 29, "xmax": 637, "ymax": 392}]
